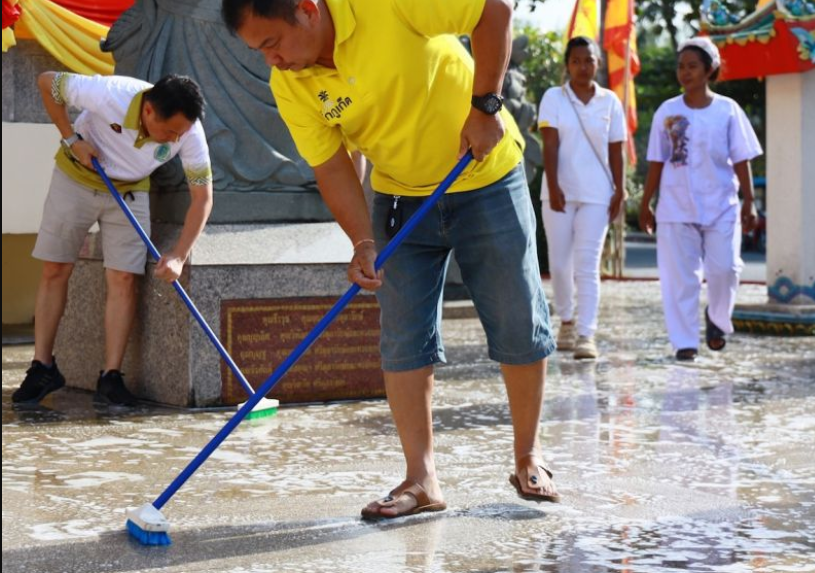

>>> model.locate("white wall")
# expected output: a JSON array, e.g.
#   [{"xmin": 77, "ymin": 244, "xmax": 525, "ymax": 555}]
[{"xmin": 2, "ymin": 122, "xmax": 58, "ymax": 234}]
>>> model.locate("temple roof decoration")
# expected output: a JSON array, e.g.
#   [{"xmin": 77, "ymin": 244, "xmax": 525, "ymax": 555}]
[{"xmin": 701, "ymin": 0, "xmax": 815, "ymax": 80}]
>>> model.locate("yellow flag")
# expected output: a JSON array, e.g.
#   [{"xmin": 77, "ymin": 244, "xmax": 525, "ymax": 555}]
[{"xmin": 567, "ymin": 0, "xmax": 600, "ymax": 42}]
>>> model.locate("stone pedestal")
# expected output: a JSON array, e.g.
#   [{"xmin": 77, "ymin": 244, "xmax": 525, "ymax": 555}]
[
  {"xmin": 732, "ymin": 303, "xmax": 815, "ymax": 336},
  {"xmin": 733, "ymin": 70, "xmax": 815, "ymax": 335},
  {"xmin": 53, "ymin": 223, "xmax": 385, "ymax": 407}
]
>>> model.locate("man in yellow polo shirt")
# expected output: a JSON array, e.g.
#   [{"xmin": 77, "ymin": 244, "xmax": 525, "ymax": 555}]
[{"xmin": 223, "ymin": 0, "xmax": 559, "ymax": 516}]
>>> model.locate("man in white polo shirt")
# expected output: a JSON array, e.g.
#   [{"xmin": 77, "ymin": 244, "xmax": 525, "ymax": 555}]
[{"xmin": 11, "ymin": 72, "xmax": 214, "ymax": 407}]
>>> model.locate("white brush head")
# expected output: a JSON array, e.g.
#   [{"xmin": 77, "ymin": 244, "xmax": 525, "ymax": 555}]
[
  {"xmin": 239, "ymin": 397, "xmax": 280, "ymax": 413},
  {"xmin": 127, "ymin": 503, "xmax": 170, "ymax": 532}
]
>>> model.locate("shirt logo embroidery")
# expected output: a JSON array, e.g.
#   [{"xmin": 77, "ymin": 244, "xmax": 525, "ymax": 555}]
[
  {"xmin": 110, "ymin": 123, "xmax": 122, "ymax": 134},
  {"xmin": 665, "ymin": 115, "xmax": 690, "ymax": 167},
  {"xmin": 154, "ymin": 143, "xmax": 171, "ymax": 162},
  {"xmin": 318, "ymin": 90, "xmax": 353, "ymax": 121}
]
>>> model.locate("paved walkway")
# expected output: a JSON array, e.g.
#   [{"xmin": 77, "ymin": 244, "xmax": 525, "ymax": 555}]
[
  {"xmin": 623, "ymin": 234, "xmax": 767, "ymax": 282},
  {"xmin": 2, "ymin": 281, "xmax": 813, "ymax": 573}
]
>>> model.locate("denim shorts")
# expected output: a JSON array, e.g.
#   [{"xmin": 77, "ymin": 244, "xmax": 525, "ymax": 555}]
[{"xmin": 372, "ymin": 164, "xmax": 555, "ymax": 372}]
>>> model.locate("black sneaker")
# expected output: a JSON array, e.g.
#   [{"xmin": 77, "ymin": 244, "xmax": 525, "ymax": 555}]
[
  {"xmin": 12, "ymin": 359, "xmax": 66, "ymax": 404},
  {"xmin": 94, "ymin": 370, "xmax": 138, "ymax": 406}
]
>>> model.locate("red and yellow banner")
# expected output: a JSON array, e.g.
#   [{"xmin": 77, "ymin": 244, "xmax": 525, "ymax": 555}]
[
  {"xmin": 2, "ymin": 0, "xmax": 133, "ymax": 72},
  {"xmin": 603, "ymin": 0, "xmax": 640, "ymax": 164},
  {"xmin": 2, "ymin": 0, "xmax": 21, "ymax": 51},
  {"xmin": 49, "ymin": 0, "xmax": 133, "ymax": 27}
]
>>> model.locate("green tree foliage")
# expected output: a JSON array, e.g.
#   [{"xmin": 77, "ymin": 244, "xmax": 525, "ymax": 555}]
[
  {"xmin": 516, "ymin": 26, "xmax": 565, "ymax": 104},
  {"xmin": 636, "ymin": 1, "xmax": 754, "ymax": 50}
]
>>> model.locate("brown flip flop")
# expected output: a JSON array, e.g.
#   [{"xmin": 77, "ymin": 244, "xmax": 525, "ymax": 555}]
[
  {"xmin": 361, "ymin": 479, "xmax": 447, "ymax": 520},
  {"xmin": 509, "ymin": 456, "xmax": 560, "ymax": 503}
]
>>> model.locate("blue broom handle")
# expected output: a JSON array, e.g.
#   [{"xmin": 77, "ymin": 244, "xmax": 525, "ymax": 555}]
[
  {"xmin": 151, "ymin": 151, "xmax": 474, "ymax": 510},
  {"xmin": 91, "ymin": 158, "xmax": 256, "ymax": 397}
]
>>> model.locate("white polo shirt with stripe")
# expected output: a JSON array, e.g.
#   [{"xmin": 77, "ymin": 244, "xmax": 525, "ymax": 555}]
[{"xmin": 52, "ymin": 73, "xmax": 212, "ymax": 193}]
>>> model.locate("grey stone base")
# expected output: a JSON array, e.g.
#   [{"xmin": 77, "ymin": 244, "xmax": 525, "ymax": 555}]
[
  {"xmin": 150, "ymin": 189, "xmax": 334, "ymax": 224},
  {"xmin": 2, "ymin": 40, "xmax": 66, "ymax": 124},
  {"xmin": 53, "ymin": 223, "xmax": 373, "ymax": 407},
  {"xmin": 732, "ymin": 303, "xmax": 815, "ymax": 336}
]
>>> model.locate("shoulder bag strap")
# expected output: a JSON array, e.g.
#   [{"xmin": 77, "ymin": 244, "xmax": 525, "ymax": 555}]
[{"xmin": 564, "ymin": 85, "xmax": 616, "ymax": 188}]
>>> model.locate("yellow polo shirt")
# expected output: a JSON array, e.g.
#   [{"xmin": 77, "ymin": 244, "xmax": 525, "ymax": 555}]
[{"xmin": 271, "ymin": 0, "xmax": 524, "ymax": 196}]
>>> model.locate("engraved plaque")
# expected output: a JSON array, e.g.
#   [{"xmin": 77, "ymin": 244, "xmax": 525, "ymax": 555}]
[{"xmin": 221, "ymin": 296, "xmax": 384, "ymax": 404}]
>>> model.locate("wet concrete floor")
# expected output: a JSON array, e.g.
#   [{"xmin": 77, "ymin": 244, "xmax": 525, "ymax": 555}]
[{"xmin": 2, "ymin": 281, "xmax": 814, "ymax": 573}]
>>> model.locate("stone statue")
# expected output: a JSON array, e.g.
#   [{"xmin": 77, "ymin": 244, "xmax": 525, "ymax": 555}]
[
  {"xmin": 102, "ymin": 0, "xmax": 314, "ymax": 194},
  {"xmin": 502, "ymin": 35, "xmax": 542, "ymax": 185}
]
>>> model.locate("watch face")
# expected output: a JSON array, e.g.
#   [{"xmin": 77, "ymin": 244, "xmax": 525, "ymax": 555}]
[{"xmin": 483, "ymin": 95, "xmax": 502, "ymax": 114}]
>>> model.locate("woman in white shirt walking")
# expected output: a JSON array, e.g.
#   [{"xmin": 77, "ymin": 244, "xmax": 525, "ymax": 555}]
[
  {"xmin": 639, "ymin": 37, "xmax": 762, "ymax": 361},
  {"xmin": 538, "ymin": 36, "xmax": 626, "ymax": 360}
]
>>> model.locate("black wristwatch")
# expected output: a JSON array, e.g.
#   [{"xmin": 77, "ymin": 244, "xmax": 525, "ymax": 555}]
[{"xmin": 471, "ymin": 93, "xmax": 504, "ymax": 115}]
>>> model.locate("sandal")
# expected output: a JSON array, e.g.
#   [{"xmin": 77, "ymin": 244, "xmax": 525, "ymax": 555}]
[
  {"xmin": 675, "ymin": 348, "xmax": 698, "ymax": 361},
  {"xmin": 361, "ymin": 480, "xmax": 447, "ymax": 520},
  {"xmin": 705, "ymin": 307, "xmax": 726, "ymax": 351},
  {"xmin": 509, "ymin": 455, "xmax": 560, "ymax": 503}
]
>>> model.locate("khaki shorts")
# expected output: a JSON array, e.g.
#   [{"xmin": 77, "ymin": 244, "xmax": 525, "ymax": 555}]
[{"xmin": 32, "ymin": 168, "xmax": 150, "ymax": 274}]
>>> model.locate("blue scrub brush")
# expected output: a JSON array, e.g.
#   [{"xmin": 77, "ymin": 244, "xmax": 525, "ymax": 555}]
[{"xmin": 126, "ymin": 503, "xmax": 171, "ymax": 546}]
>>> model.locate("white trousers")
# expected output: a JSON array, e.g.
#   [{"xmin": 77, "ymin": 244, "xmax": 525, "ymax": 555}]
[
  {"xmin": 542, "ymin": 201, "xmax": 609, "ymax": 337},
  {"xmin": 656, "ymin": 219, "xmax": 743, "ymax": 351}
]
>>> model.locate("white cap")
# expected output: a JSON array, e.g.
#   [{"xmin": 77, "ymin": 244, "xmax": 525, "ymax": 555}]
[{"xmin": 678, "ymin": 36, "xmax": 722, "ymax": 70}]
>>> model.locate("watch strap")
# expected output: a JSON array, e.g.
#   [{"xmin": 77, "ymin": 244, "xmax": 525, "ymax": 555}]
[
  {"xmin": 471, "ymin": 93, "xmax": 504, "ymax": 115},
  {"xmin": 61, "ymin": 132, "xmax": 82, "ymax": 147}
]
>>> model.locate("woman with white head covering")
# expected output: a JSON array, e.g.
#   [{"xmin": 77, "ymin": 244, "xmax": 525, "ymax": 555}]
[{"xmin": 639, "ymin": 37, "xmax": 762, "ymax": 361}]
